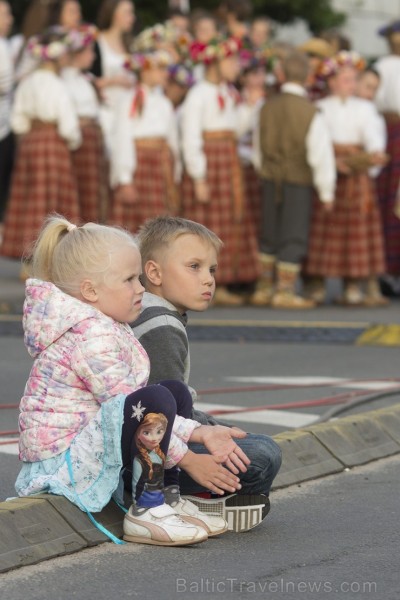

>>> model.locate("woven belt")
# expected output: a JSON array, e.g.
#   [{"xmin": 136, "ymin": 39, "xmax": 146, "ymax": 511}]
[
  {"xmin": 135, "ymin": 137, "xmax": 167, "ymax": 148},
  {"xmin": 79, "ymin": 117, "xmax": 98, "ymax": 126},
  {"xmin": 382, "ymin": 111, "xmax": 400, "ymax": 124},
  {"xmin": 30, "ymin": 119, "xmax": 57, "ymax": 129},
  {"xmin": 203, "ymin": 130, "xmax": 236, "ymax": 141},
  {"xmin": 334, "ymin": 143, "xmax": 374, "ymax": 214}
]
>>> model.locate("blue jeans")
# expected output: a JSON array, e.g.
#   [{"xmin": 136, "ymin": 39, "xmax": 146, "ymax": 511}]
[{"xmin": 178, "ymin": 433, "xmax": 282, "ymax": 496}]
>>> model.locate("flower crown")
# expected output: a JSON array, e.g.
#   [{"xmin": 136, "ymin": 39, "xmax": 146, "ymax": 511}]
[
  {"xmin": 317, "ymin": 50, "xmax": 366, "ymax": 80},
  {"xmin": 132, "ymin": 22, "xmax": 192, "ymax": 57},
  {"xmin": 378, "ymin": 20, "xmax": 400, "ymax": 38},
  {"xmin": 190, "ymin": 36, "xmax": 242, "ymax": 66},
  {"xmin": 27, "ymin": 26, "xmax": 72, "ymax": 61},
  {"xmin": 68, "ymin": 24, "xmax": 98, "ymax": 53},
  {"xmin": 168, "ymin": 63, "xmax": 195, "ymax": 87},
  {"xmin": 238, "ymin": 43, "xmax": 276, "ymax": 73},
  {"xmin": 124, "ymin": 50, "xmax": 173, "ymax": 72}
]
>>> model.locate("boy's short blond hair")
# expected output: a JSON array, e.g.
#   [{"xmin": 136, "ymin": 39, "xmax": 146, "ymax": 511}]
[{"xmin": 137, "ymin": 216, "xmax": 223, "ymax": 266}]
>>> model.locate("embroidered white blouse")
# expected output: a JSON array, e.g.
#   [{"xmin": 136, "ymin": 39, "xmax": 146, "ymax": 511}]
[
  {"xmin": 0, "ymin": 37, "xmax": 14, "ymax": 141},
  {"xmin": 62, "ymin": 67, "xmax": 100, "ymax": 119},
  {"xmin": 374, "ymin": 55, "xmax": 400, "ymax": 115},
  {"xmin": 317, "ymin": 94, "xmax": 386, "ymax": 178},
  {"xmin": 180, "ymin": 80, "xmax": 255, "ymax": 180},
  {"xmin": 11, "ymin": 69, "xmax": 81, "ymax": 150},
  {"xmin": 110, "ymin": 85, "xmax": 180, "ymax": 188}
]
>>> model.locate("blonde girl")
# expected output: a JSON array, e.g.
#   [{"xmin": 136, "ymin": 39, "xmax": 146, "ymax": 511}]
[{"xmin": 15, "ymin": 214, "xmax": 214, "ymax": 546}]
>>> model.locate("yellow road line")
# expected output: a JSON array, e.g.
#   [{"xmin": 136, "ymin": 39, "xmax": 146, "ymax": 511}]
[
  {"xmin": 0, "ymin": 314, "xmax": 22, "ymax": 322},
  {"xmin": 189, "ymin": 319, "xmax": 371, "ymax": 329}
]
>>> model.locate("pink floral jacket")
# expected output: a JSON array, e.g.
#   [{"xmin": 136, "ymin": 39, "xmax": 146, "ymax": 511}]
[{"xmin": 19, "ymin": 280, "xmax": 199, "ymax": 465}]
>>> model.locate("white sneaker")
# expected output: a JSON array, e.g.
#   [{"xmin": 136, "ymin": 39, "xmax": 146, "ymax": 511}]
[
  {"xmin": 182, "ymin": 494, "xmax": 270, "ymax": 533},
  {"xmin": 123, "ymin": 503, "xmax": 208, "ymax": 546},
  {"xmin": 173, "ymin": 497, "xmax": 228, "ymax": 537}
]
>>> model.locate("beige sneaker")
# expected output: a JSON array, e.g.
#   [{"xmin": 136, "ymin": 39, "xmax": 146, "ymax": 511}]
[
  {"xmin": 303, "ymin": 277, "xmax": 326, "ymax": 305},
  {"xmin": 363, "ymin": 278, "xmax": 389, "ymax": 307},
  {"xmin": 271, "ymin": 291, "xmax": 316, "ymax": 309},
  {"xmin": 248, "ymin": 280, "xmax": 274, "ymax": 306},
  {"xmin": 338, "ymin": 282, "xmax": 365, "ymax": 306},
  {"xmin": 123, "ymin": 503, "xmax": 208, "ymax": 546},
  {"xmin": 212, "ymin": 286, "xmax": 245, "ymax": 307},
  {"xmin": 363, "ymin": 294, "xmax": 389, "ymax": 307},
  {"xmin": 173, "ymin": 497, "xmax": 228, "ymax": 536}
]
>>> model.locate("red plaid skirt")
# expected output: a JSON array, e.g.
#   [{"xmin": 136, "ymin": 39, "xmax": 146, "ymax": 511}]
[
  {"xmin": 181, "ymin": 134, "xmax": 261, "ymax": 285},
  {"xmin": 109, "ymin": 138, "xmax": 178, "ymax": 233},
  {"xmin": 306, "ymin": 174, "xmax": 386, "ymax": 278},
  {"xmin": 376, "ymin": 115, "xmax": 400, "ymax": 274},
  {"xmin": 243, "ymin": 164, "xmax": 262, "ymax": 240},
  {"xmin": 1, "ymin": 123, "xmax": 80, "ymax": 259},
  {"xmin": 72, "ymin": 120, "xmax": 110, "ymax": 223}
]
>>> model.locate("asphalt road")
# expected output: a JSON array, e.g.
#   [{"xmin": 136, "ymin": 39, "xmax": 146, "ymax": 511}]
[
  {"xmin": 2, "ymin": 335, "xmax": 400, "ymax": 501},
  {"xmin": 1, "ymin": 256, "xmax": 400, "ymax": 598},
  {"xmin": 1, "ymin": 455, "xmax": 399, "ymax": 600}
]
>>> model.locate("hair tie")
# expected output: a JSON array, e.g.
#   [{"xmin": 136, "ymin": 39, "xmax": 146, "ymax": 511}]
[{"xmin": 67, "ymin": 224, "xmax": 77, "ymax": 232}]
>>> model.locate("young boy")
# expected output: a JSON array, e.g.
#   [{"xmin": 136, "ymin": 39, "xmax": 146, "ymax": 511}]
[
  {"xmin": 132, "ymin": 215, "xmax": 282, "ymax": 533},
  {"xmin": 253, "ymin": 50, "xmax": 336, "ymax": 308}
]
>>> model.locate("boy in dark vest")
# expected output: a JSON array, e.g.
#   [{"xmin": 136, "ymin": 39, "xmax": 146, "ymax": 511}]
[{"xmin": 251, "ymin": 50, "xmax": 336, "ymax": 308}]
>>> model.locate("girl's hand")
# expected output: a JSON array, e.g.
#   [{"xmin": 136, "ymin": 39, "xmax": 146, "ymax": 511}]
[
  {"xmin": 114, "ymin": 183, "xmax": 136, "ymax": 205},
  {"xmin": 336, "ymin": 158, "xmax": 351, "ymax": 175},
  {"xmin": 371, "ymin": 151, "xmax": 389, "ymax": 167},
  {"xmin": 190, "ymin": 425, "xmax": 250, "ymax": 474},
  {"xmin": 194, "ymin": 179, "xmax": 210, "ymax": 203},
  {"xmin": 178, "ymin": 450, "xmax": 242, "ymax": 495},
  {"xmin": 321, "ymin": 200, "xmax": 335, "ymax": 214}
]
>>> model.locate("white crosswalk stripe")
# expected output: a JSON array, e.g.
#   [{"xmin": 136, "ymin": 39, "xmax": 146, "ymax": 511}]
[
  {"xmin": 0, "ymin": 439, "xmax": 19, "ymax": 455},
  {"xmin": 194, "ymin": 401, "xmax": 319, "ymax": 428},
  {"xmin": 226, "ymin": 376, "xmax": 348, "ymax": 386},
  {"xmin": 2, "ymin": 377, "xmax": 398, "ymax": 454},
  {"xmin": 226, "ymin": 376, "xmax": 400, "ymax": 391}
]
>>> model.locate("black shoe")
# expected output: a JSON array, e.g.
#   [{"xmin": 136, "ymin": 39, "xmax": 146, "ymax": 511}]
[{"xmin": 182, "ymin": 493, "xmax": 270, "ymax": 533}]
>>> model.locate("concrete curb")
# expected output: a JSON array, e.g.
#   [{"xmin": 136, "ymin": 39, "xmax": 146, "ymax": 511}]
[
  {"xmin": 1, "ymin": 404, "xmax": 400, "ymax": 573},
  {"xmin": 271, "ymin": 405, "xmax": 400, "ymax": 489}
]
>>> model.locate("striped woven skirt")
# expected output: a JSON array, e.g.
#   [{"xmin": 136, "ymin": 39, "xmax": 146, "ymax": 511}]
[
  {"xmin": 109, "ymin": 137, "xmax": 179, "ymax": 234},
  {"xmin": 306, "ymin": 173, "xmax": 386, "ymax": 278},
  {"xmin": 1, "ymin": 121, "xmax": 80, "ymax": 259},
  {"xmin": 181, "ymin": 132, "xmax": 261, "ymax": 285},
  {"xmin": 376, "ymin": 114, "xmax": 400, "ymax": 275},
  {"xmin": 72, "ymin": 120, "xmax": 110, "ymax": 224}
]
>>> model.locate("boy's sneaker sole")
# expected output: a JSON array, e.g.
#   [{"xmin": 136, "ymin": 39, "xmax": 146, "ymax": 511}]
[{"xmin": 183, "ymin": 494, "xmax": 270, "ymax": 533}]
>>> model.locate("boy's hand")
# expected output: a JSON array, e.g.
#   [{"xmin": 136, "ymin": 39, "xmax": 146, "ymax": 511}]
[
  {"xmin": 194, "ymin": 179, "xmax": 210, "ymax": 203},
  {"xmin": 190, "ymin": 425, "xmax": 250, "ymax": 474},
  {"xmin": 178, "ymin": 450, "xmax": 242, "ymax": 495}
]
